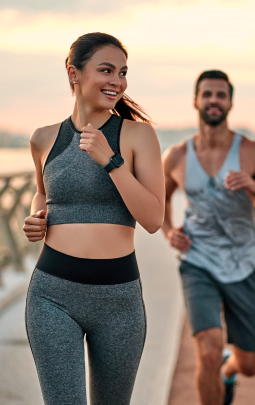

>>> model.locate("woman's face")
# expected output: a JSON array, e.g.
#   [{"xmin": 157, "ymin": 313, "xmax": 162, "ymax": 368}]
[{"xmin": 75, "ymin": 46, "xmax": 128, "ymax": 109}]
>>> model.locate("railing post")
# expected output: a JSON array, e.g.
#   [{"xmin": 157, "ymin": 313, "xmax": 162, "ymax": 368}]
[
  {"xmin": 0, "ymin": 169, "xmax": 37, "ymax": 281},
  {"xmin": 0, "ymin": 211, "xmax": 24, "ymax": 271}
]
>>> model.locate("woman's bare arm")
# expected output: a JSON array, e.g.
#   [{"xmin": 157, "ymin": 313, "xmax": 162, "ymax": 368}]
[
  {"xmin": 23, "ymin": 128, "xmax": 49, "ymax": 241},
  {"xmin": 161, "ymin": 145, "xmax": 191, "ymax": 251},
  {"xmin": 109, "ymin": 122, "xmax": 165, "ymax": 233}
]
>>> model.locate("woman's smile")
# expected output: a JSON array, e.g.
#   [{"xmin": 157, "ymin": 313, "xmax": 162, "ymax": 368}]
[{"xmin": 101, "ymin": 89, "xmax": 119, "ymax": 100}]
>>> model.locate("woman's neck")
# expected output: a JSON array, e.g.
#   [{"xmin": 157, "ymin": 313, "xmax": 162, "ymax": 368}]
[{"xmin": 72, "ymin": 100, "xmax": 111, "ymax": 131}]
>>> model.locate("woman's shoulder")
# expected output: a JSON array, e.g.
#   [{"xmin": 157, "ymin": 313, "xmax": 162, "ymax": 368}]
[
  {"xmin": 121, "ymin": 119, "xmax": 158, "ymax": 147},
  {"xmin": 122, "ymin": 119, "xmax": 153, "ymax": 132},
  {"xmin": 30, "ymin": 122, "xmax": 62, "ymax": 153}
]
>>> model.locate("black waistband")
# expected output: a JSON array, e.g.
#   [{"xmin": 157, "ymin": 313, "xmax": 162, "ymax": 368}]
[{"xmin": 35, "ymin": 243, "xmax": 139, "ymax": 285}]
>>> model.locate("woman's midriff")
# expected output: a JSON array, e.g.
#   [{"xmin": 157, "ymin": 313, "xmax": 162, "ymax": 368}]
[{"xmin": 45, "ymin": 223, "xmax": 135, "ymax": 259}]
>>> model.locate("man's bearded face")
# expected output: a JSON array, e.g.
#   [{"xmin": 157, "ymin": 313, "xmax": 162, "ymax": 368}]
[{"xmin": 199, "ymin": 104, "xmax": 229, "ymax": 126}]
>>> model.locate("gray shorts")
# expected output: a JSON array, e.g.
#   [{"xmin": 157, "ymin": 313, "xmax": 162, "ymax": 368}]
[{"xmin": 179, "ymin": 261, "xmax": 255, "ymax": 352}]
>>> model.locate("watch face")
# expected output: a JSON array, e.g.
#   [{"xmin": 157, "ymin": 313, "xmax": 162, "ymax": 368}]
[{"xmin": 112, "ymin": 153, "xmax": 124, "ymax": 167}]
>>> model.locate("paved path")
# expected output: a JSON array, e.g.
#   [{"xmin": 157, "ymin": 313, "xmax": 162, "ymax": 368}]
[
  {"xmin": 0, "ymin": 295, "xmax": 43, "ymax": 405},
  {"xmin": 0, "ymin": 191, "xmax": 186, "ymax": 405},
  {"xmin": 168, "ymin": 315, "xmax": 255, "ymax": 405}
]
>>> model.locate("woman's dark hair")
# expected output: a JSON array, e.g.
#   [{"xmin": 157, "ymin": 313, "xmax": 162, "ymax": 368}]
[
  {"xmin": 65, "ymin": 32, "xmax": 151, "ymax": 123},
  {"xmin": 195, "ymin": 70, "xmax": 234, "ymax": 100}
]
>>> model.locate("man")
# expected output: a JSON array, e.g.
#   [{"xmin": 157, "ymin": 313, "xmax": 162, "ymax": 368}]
[{"xmin": 162, "ymin": 70, "xmax": 255, "ymax": 405}]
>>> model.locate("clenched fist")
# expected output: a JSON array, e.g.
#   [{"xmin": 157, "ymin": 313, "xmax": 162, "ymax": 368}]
[
  {"xmin": 80, "ymin": 123, "xmax": 114, "ymax": 166},
  {"xmin": 167, "ymin": 225, "xmax": 191, "ymax": 252},
  {"xmin": 224, "ymin": 170, "xmax": 255, "ymax": 194},
  {"xmin": 23, "ymin": 210, "xmax": 47, "ymax": 242}
]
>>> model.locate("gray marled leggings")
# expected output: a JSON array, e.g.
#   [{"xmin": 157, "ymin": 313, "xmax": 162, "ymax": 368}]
[{"xmin": 25, "ymin": 269, "xmax": 146, "ymax": 405}]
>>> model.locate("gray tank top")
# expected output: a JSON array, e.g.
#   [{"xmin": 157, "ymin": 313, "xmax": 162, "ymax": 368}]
[
  {"xmin": 43, "ymin": 115, "xmax": 136, "ymax": 228},
  {"xmin": 182, "ymin": 134, "xmax": 255, "ymax": 283}
]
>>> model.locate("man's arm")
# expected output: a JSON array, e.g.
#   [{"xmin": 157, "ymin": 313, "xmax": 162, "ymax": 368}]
[
  {"xmin": 225, "ymin": 137, "xmax": 255, "ymax": 206},
  {"xmin": 161, "ymin": 159, "xmax": 177, "ymax": 237},
  {"xmin": 161, "ymin": 145, "xmax": 191, "ymax": 251}
]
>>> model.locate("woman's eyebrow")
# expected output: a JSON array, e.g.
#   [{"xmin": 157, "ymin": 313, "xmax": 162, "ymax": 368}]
[{"xmin": 98, "ymin": 62, "xmax": 128, "ymax": 70}]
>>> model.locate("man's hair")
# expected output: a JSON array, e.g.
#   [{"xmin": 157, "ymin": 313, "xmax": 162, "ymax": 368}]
[{"xmin": 195, "ymin": 70, "xmax": 234, "ymax": 100}]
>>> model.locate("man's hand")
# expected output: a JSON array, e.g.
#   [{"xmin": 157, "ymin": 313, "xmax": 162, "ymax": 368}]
[
  {"xmin": 80, "ymin": 123, "xmax": 114, "ymax": 167},
  {"xmin": 23, "ymin": 210, "xmax": 47, "ymax": 242},
  {"xmin": 224, "ymin": 170, "xmax": 255, "ymax": 194},
  {"xmin": 167, "ymin": 226, "xmax": 191, "ymax": 251}
]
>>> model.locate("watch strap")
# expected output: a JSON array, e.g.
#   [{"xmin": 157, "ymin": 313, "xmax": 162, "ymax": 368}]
[
  {"xmin": 104, "ymin": 159, "xmax": 118, "ymax": 173},
  {"xmin": 104, "ymin": 153, "xmax": 124, "ymax": 173}
]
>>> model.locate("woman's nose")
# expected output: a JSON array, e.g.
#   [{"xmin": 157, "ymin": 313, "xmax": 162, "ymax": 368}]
[{"xmin": 109, "ymin": 75, "xmax": 121, "ymax": 86}]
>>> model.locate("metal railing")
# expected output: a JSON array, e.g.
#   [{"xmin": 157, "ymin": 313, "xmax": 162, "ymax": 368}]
[{"xmin": 0, "ymin": 168, "xmax": 41, "ymax": 285}]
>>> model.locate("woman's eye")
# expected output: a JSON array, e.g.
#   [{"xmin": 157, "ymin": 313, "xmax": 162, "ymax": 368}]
[
  {"xmin": 120, "ymin": 71, "xmax": 127, "ymax": 77},
  {"xmin": 101, "ymin": 68, "xmax": 111, "ymax": 73}
]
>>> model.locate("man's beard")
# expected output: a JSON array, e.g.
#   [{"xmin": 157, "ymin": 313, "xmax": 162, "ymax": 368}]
[{"xmin": 199, "ymin": 106, "xmax": 229, "ymax": 126}]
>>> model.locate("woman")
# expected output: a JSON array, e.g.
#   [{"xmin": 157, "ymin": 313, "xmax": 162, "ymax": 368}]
[{"xmin": 23, "ymin": 32, "xmax": 165, "ymax": 405}]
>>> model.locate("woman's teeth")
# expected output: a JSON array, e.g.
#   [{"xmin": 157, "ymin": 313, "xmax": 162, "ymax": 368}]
[{"xmin": 102, "ymin": 91, "xmax": 117, "ymax": 96}]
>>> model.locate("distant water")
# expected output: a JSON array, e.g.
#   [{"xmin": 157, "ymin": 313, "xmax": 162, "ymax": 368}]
[
  {"xmin": 157, "ymin": 128, "xmax": 196, "ymax": 154},
  {"xmin": 1, "ymin": 126, "xmax": 254, "ymax": 172},
  {"xmin": 0, "ymin": 140, "xmax": 183, "ymax": 175},
  {"xmin": 0, "ymin": 148, "xmax": 34, "ymax": 173},
  {"xmin": 0, "ymin": 132, "xmax": 186, "ymax": 173},
  {"xmin": 157, "ymin": 127, "xmax": 255, "ymax": 154}
]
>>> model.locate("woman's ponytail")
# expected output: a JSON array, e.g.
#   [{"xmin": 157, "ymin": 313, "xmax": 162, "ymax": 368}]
[{"xmin": 113, "ymin": 94, "xmax": 151, "ymax": 124}]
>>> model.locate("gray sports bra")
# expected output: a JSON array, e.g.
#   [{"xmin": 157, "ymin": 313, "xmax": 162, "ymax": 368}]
[{"xmin": 43, "ymin": 114, "xmax": 136, "ymax": 228}]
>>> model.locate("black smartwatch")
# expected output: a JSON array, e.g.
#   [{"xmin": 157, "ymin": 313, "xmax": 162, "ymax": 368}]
[{"xmin": 104, "ymin": 153, "xmax": 124, "ymax": 173}]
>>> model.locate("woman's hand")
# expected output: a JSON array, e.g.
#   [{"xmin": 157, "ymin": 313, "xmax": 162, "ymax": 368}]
[
  {"xmin": 23, "ymin": 210, "xmax": 47, "ymax": 242},
  {"xmin": 80, "ymin": 124, "xmax": 114, "ymax": 166}
]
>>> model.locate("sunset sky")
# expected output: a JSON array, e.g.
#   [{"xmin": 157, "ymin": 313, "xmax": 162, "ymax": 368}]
[{"xmin": 0, "ymin": 0, "xmax": 255, "ymax": 134}]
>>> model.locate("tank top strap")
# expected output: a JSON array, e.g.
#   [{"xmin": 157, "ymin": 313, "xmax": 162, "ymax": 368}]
[
  {"xmin": 186, "ymin": 137, "xmax": 198, "ymax": 169},
  {"xmin": 219, "ymin": 132, "xmax": 242, "ymax": 176},
  {"xmin": 185, "ymin": 137, "xmax": 208, "ymax": 191},
  {"xmin": 186, "ymin": 137, "xmax": 194, "ymax": 153},
  {"xmin": 185, "ymin": 138, "xmax": 194, "ymax": 183}
]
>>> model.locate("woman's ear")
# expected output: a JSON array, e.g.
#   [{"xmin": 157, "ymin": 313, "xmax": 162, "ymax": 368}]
[{"xmin": 68, "ymin": 65, "xmax": 78, "ymax": 85}]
